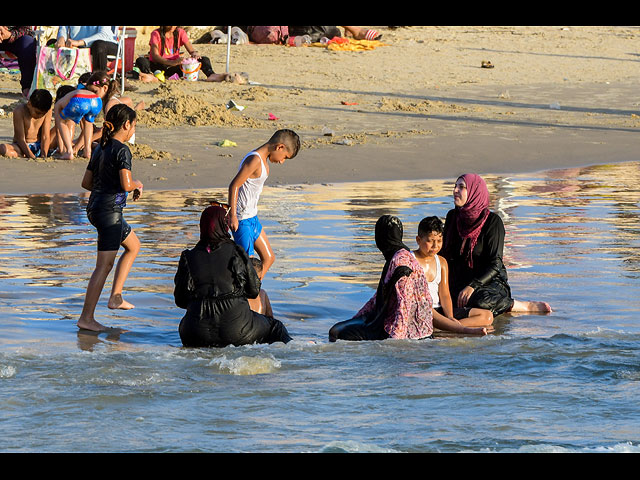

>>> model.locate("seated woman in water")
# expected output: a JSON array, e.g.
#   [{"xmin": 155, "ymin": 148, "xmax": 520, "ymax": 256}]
[
  {"xmin": 174, "ymin": 205, "xmax": 292, "ymax": 348},
  {"xmin": 329, "ymin": 215, "xmax": 487, "ymax": 342},
  {"xmin": 441, "ymin": 173, "xmax": 552, "ymax": 316}
]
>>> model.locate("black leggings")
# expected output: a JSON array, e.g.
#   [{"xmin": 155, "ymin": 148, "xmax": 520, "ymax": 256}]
[
  {"xmin": 135, "ymin": 56, "xmax": 215, "ymax": 78},
  {"xmin": 179, "ymin": 311, "xmax": 292, "ymax": 348},
  {"xmin": 328, "ymin": 315, "xmax": 389, "ymax": 342},
  {"xmin": 87, "ymin": 209, "xmax": 131, "ymax": 251}
]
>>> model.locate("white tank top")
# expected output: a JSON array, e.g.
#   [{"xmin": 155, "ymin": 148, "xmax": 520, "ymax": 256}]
[
  {"xmin": 427, "ymin": 254, "xmax": 442, "ymax": 308},
  {"xmin": 236, "ymin": 151, "xmax": 267, "ymax": 220},
  {"xmin": 413, "ymin": 252, "xmax": 442, "ymax": 308}
]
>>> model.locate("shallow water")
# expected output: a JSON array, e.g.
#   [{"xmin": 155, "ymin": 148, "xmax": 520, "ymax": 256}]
[{"xmin": 1, "ymin": 162, "xmax": 640, "ymax": 453}]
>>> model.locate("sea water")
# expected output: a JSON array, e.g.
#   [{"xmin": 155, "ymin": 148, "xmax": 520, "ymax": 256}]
[{"xmin": 1, "ymin": 162, "xmax": 639, "ymax": 453}]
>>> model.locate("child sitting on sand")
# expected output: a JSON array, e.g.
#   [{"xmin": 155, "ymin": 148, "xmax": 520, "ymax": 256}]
[
  {"xmin": 0, "ymin": 89, "xmax": 53, "ymax": 159},
  {"xmin": 413, "ymin": 216, "xmax": 494, "ymax": 328},
  {"xmin": 54, "ymin": 70, "xmax": 116, "ymax": 160},
  {"xmin": 248, "ymin": 257, "xmax": 274, "ymax": 317},
  {"xmin": 227, "ymin": 129, "xmax": 300, "ymax": 280}
]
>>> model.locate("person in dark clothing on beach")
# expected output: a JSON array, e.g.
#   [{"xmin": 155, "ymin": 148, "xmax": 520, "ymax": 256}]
[
  {"xmin": 0, "ymin": 26, "xmax": 37, "ymax": 97},
  {"xmin": 174, "ymin": 205, "xmax": 292, "ymax": 348},
  {"xmin": 441, "ymin": 173, "xmax": 552, "ymax": 316}
]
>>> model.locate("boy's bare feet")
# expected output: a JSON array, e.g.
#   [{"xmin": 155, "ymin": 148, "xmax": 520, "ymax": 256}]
[{"xmin": 108, "ymin": 293, "xmax": 135, "ymax": 310}]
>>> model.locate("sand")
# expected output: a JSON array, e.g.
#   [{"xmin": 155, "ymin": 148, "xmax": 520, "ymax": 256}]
[{"xmin": 1, "ymin": 25, "xmax": 639, "ymax": 195}]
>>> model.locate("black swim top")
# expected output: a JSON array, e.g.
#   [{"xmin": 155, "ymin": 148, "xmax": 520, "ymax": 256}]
[{"xmin": 86, "ymin": 139, "xmax": 132, "ymax": 212}]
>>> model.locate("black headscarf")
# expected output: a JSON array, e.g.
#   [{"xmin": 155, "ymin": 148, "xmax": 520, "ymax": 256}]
[
  {"xmin": 369, "ymin": 215, "xmax": 412, "ymax": 325},
  {"xmin": 198, "ymin": 205, "xmax": 233, "ymax": 252}
]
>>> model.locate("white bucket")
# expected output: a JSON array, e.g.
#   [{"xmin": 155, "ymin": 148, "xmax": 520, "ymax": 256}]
[{"xmin": 181, "ymin": 59, "xmax": 201, "ymax": 81}]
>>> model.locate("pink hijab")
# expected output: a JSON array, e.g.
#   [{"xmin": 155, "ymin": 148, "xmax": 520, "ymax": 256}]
[{"xmin": 455, "ymin": 173, "xmax": 490, "ymax": 268}]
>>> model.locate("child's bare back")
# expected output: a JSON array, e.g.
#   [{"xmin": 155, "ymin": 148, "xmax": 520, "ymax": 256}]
[{"xmin": 0, "ymin": 89, "xmax": 53, "ymax": 159}]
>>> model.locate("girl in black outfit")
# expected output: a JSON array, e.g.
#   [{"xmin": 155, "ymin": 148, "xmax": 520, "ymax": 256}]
[
  {"xmin": 78, "ymin": 104, "xmax": 143, "ymax": 332},
  {"xmin": 174, "ymin": 205, "xmax": 292, "ymax": 348},
  {"xmin": 441, "ymin": 173, "xmax": 552, "ymax": 316}
]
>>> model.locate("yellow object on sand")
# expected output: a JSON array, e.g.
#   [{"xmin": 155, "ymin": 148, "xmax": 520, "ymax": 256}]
[
  {"xmin": 312, "ymin": 39, "xmax": 388, "ymax": 52},
  {"xmin": 217, "ymin": 139, "xmax": 237, "ymax": 147}
]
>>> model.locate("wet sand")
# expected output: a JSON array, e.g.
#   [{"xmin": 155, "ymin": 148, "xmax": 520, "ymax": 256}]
[{"xmin": 1, "ymin": 26, "xmax": 639, "ymax": 194}]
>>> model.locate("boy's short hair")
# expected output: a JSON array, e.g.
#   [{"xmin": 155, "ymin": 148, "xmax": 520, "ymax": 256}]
[
  {"xmin": 251, "ymin": 257, "xmax": 263, "ymax": 272},
  {"xmin": 418, "ymin": 216, "xmax": 444, "ymax": 237},
  {"xmin": 78, "ymin": 72, "xmax": 92, "ymax": 85},
  {"xmin": 55, "ymin": 85, "xmax": 75, "ymax": 103},
  {"xmin": 29, "ymin": 89, "xmax": 53, "ymax": 111},
  {"xmin": 269, "ymin": 129, "xmax": 300, "ymax": 158}
]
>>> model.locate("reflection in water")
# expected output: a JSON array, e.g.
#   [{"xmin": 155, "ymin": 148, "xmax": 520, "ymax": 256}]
[
  {"xmin": 1, "ymin": 162, "xmax": 640, "ymax": 453},
  {"xmin": 0, "ymin": 162, "xmax": 639, "ymax": 338}
]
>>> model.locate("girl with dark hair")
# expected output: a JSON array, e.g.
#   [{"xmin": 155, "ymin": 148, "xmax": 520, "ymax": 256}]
[
  {"xmin": 78, "ymin": 104, "xmax": 143, "ymax": 332},
  {"xmin": 174, "ymin": 205, "xmax": 292, "ymax": 348},
  {"xmin": 441, "ymin": 174, "xmax": 552, "ymax": 316}
]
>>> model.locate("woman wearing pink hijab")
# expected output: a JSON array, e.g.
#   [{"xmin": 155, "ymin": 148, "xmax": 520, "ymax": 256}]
[{"xmin": 441, "ymin": 174, "xmax": 552, "ymax": 316}]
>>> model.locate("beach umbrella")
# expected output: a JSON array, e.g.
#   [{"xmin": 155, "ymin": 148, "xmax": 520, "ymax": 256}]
[{"xmin": 226, "ymin": 26, "xmax": 231, "ymax": 73}]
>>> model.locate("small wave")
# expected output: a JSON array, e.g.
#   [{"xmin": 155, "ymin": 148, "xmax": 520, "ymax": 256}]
[
  {"xmin": 0, "ymin": 365, "xmax": 17, "ymax": 378},
  {"xmin": 466, "ymin": 442, "xmax": 640, "ymax": 453},
  {"xmin": 208, "ymin": 354, "xmax": 281, "ymax": 375},
  {"xmin": 319, "ymin": 440, "xmax": 403, "ymax": 453}
]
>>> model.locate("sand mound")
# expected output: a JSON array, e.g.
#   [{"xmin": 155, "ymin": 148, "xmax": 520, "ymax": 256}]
[
  {"xmin": 378, "ymin": 97, "xmax": 478, "ymax": 114},
  {"xmin": 136, "ymin": 82, "xmax": 264, "ymax": 128},
  {"xmin": 129, "ymin": 142, "xmax": 174, "ymax": 161}
]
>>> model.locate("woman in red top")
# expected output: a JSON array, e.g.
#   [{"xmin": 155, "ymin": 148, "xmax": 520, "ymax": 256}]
[{"xmin": 134, "ymin": 26, "xmax": 228, "ymax": 82}]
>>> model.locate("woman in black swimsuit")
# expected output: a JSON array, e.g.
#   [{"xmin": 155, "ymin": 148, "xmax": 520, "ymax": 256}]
[
  {"xmin": 441, "ymin": 173, "xmax": 552, "ymax": 316},
  {"xmin": 174, "ymin": 205, "xmax": 292, "ymax": 348}
]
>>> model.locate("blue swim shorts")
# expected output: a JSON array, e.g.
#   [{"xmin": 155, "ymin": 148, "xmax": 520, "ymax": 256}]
[
  {"xmin": 232, "ymin": 215, "xmax": 263, "ymax": 256},
  {"xmin": 60, "ymin": 92, "xmax": 102, "ymax": 124}
]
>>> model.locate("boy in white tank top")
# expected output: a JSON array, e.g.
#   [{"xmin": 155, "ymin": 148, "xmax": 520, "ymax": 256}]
[
  {"xmin": 227, "ymin": 130, "xmax": 300, "ymax": 280},
  {"xmin": 413, "ymin": 216, "xmax": 494, "ymax": 329}
]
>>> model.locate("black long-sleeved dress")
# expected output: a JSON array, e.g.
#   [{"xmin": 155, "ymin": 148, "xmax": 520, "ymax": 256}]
[
  {"xmin": 174, "ymin": 241, "xmax": 291, "ymax": 348},
  {"xmin": 441, "ymin": 209, "xmax": 514, "ymax": 316}
]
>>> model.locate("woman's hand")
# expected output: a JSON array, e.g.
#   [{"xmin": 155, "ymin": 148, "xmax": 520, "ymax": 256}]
[{"xmin": 457, "ymin": 286, "xmax": 475, "ymax": 308}]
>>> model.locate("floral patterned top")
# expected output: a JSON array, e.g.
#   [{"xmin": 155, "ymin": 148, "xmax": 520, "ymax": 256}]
[{"xmin": 355, "ymin": 249, "xmax": 433, "ymax": 339}]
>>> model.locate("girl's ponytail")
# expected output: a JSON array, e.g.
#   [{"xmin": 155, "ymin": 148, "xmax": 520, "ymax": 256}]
[{"xmin": 100, "ymin": 103, "xmax": 137, "ymax": 148}]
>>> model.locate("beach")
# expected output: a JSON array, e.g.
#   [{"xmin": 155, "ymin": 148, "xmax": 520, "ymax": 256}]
[
  {"xmin": 2, "ymin": 26, "xmax": 640, "ymax": 453},
  {"xmin": 1, "ymin": 25, "xmax": 639, "ymax": 194}
]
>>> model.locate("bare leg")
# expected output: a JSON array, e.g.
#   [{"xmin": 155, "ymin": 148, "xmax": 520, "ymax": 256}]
[
  {"xmin": 205, "ymin": 72, "xmax": 231, "ymax": 82},
  {"xmin": 253, "ymin": 230, "xmax": 275, "ymax": 280},
  {"xmin": 108, "ymin": 230, "xmax": 140, "ymax": 310},
  {"xmin": 57, "ymin": 119, "xmax": 75, "ymax": 160},
  {"xmin": 510, "ymin": 299, "xmax": 552, "ymax": 313},
  {"xmin": 341, "ymin": 26, "xmax": 382, "ymax": 40},
  {"xmin": 457, "ymin": 308, "xmax": 494, "ymax": 327},
  {"xmin": 78, "ymin": 250, "xmax": 118, "ymax": 331},
  {"xmin": 433, "ymin": 310, "xmax": 487, "ymax": 336}
]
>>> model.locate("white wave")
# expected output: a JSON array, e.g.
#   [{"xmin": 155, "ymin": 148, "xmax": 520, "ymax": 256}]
[
  {"xmin": 208, "ymin": 354, "xmax": 282, "ymax": 375},
  {"xmin": 0, "ymin": 365, "xmax": 17, "ymax": 378},
  {"xmin": 319, "ymin": 440, "xmax": 403, "ymax": 453}
]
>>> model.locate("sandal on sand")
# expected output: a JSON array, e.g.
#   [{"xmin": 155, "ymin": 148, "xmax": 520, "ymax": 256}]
[{"xmin": 481, "ymin": 60, "xmax": 494, "ymax": 69}]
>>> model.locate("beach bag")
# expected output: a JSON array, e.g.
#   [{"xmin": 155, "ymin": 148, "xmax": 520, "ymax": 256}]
[
  {"xmin": 29, "ymin": 46, "xmax": 92, "ymax": 97},
  {"xmin": 246, "ymin": 26, "xmax": 289, "ymax": 45}
]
